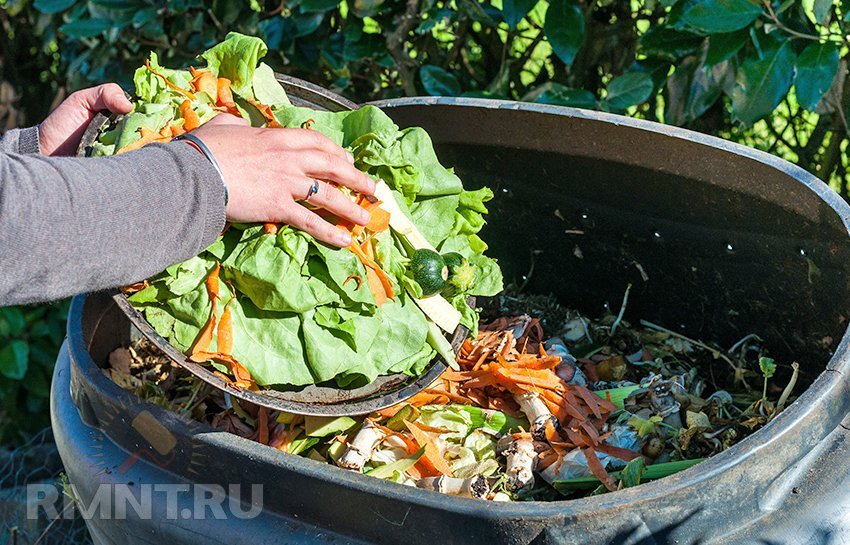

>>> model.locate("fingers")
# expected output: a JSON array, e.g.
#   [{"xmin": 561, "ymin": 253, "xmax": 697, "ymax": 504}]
[
  {"xmin": 270, "ymin": 128, "xmax": 354, "ymax": 164},
  {"xmin": 73, "ymin": 83, "xmax": 132, "ymax": 114},
  {"xmin": 280, "ymin": 204, "xmax": 353, "ymax": 248},
  {"xmin": 299, "ymin": 151, "xmax": 376, "ymax": 194},
  {"xmin": 204, "ymin": 112, "xmax": 250, "ymax": 127},
  {"xmin": 300, "ymin": 180, "xmax": 371, "ymax": 226}
]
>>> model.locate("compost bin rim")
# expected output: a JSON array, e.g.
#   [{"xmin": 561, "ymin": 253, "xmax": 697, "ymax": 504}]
[
  {"xmin": 370, "ymin": 97, "xmax": 850, "ymax": 233},
  {"xmin": 65, "ymin": 88, "xmax": 850, "ymax": 513}
]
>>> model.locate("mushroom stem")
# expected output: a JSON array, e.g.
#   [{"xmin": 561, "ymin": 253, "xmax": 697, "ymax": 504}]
[
  {"xmin": 497, "ymin": 435, "xmax": 537, "ymax": 493},
  {"xmin": 415, "ymin": 476, "xmax": 490, "ymax": 498},
  {"xmin": 514, "ymin": 392, "xmax": 559, "ymax": 440},
  {"xmin": 337, "ymin": 420, "xmax": 385, "ymax": 471}
]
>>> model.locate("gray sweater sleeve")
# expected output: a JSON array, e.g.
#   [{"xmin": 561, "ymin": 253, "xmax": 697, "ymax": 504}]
[
  {"xmin": 0, "ymin": 133, "xmax": 226, "ymax": 305},
  {"xmin": 0, "ymin": 127, "xmax": 41, "ymax": 155}
]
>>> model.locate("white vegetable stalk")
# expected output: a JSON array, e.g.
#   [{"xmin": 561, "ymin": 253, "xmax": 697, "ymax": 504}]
[
  {"xmin": 514, "ymin": 392, "xmax": 559, "ymax": 440},
  {"xmin": 337, "ymin": 420, "xmax": 386, "ymax": 471},
  {"xmin": 497, "ymin": 435, "xmax": 537, "ymax": 493},
  {"xmin": 415, "ymin": 476, "xmax": 490, "ymax": 499}
]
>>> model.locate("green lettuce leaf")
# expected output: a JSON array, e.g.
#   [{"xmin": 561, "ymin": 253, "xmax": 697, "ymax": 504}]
[
  {"xmin": 200, "ymin": 32, "xmax": 268, "ymax": 96},
  {"xmin": 253, "ymin": 63, "xmax": 291, "ymax": 108}
]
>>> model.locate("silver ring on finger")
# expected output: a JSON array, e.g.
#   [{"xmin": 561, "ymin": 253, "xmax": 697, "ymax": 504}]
[{"xmin": 304, "ymin": 179, "xmax": 320, "ymax": 202}]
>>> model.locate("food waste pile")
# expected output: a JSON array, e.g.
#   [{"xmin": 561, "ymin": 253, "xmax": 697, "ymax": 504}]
[{"xmin": 108, "ymin": 290, "xmax": 800, "ymax": 501}]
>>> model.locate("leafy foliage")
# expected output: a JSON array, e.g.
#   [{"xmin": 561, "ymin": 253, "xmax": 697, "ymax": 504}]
[
  {"xmin": 0, "ymin": 301, "xmax": 68, "ymax": 445},
  {"xmin": 2, "ymin": 0, "xmax": 850, "ymax": 191}
]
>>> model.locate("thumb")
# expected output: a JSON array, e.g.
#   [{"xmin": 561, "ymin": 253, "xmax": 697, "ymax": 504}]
[{"xmin": 79, "ymin": 83, "xmax": 133, "ymax": 114}]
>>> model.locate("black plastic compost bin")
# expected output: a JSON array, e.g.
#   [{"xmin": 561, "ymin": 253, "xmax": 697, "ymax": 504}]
[{"xmin": 51, "ymin": 87, "xmax": 850, "ymax": 544}]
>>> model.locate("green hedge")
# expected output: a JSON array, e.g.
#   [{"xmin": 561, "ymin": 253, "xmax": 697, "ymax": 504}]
[
  {"xmin": 4, "ymin": 1, "xmax": 849, "ymax": 187},
  {"xmin": 2, "ymin": 0, "xmax": 850, "ymax": 444}
]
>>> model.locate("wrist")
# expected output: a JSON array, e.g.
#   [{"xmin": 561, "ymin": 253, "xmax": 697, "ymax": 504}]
[{"xmin": 173, "ymin": 134, "xmax": 229, "ymax": 205}]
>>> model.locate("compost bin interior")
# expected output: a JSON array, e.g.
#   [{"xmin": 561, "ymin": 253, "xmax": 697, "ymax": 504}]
[{"xmin": 372, "ymin": 98, "xmax": 850, "ymax": 389}]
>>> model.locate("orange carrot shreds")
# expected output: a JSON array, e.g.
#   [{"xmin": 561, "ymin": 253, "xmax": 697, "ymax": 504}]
[
  {"xmin": 217, "ymin": 297, "xmax": 234, "ymax": 356},
  {"xmin": 537, "ymin": 449, "xmax": 560, "ymax": 471},
  {"xmin": 423, "ymin": 388, "xmax": 474, "ymax": 405},
  {"xmin": 190, "ymin": 309, "xmax": 217, "ymax": 356},
  {"xmin": 409, "ymin": 423, "xmax": 454, "ymax": 434},
  {"xmin": 216, "ymin": 77, "xmax": 238, "ymax": 110},
  {"xmin": 360, "ymin": 200, "xmax": 390, "ymax": 233},
  {"xmin": 405, "ymin": 420, "xmax": 453, "ymax": 476},
  {"xmin": 343, "ymin": 275, "xmax": 363, "ymax": 290},
  {"xmin": 406, "ymin": 391, "xmax": 451, "ymax": 407},
  {"xmin": 346, "ymin": 240, "xmax": 395, "ymax": 303},
  {"xmin": 169, "ymin": 123, "xmax": 186, "ymax": 137},
  {"xmin": 264, "ymin": 223, "xmax": 279, "ymax": 235},
  {"xmin": 364, "ymin": 267, "xmax": 388, "ymax": 306},
  {"xmin": 584, "ymin": 448, "xmax": 617, "ymax": 492},
  {"xmin": 116, "ymin": 129, "xmax": 161, "ymax": 154},
  {"xmin": 145, "ymin": 59, "xmax": 196, "ymax": 101},
  {"xmin": 580, "ymin": 421, "xmax": 600, "ymax": 443},
  {"xmin": 206, "ymin": 262, "xmax": 221, "ymax": 301},
  {"xmin": 246, "ymin": 98, "xmax": 282, "ymax": 128},
  {"xmin": 121, "ymin": 280, "xmax": 148, "ymax": 294},
  {"xmin": 257, "ymin": 407, "xmax": 270, "ymax": 445},
  {"xmin": 390, "ymin": 432, "xmax": 433, "ymax": 479},
  {"xmin": 302, "ymin": 118, "xmax": 316, "ymax": 130},
  {"xmin": 189, "ymin": 351, "xmax": 257, "ymax": 390},
  {"xmin": 500, "ymin": 355, "xmax": 561, "ymax": 370},
  {"xmin": 594, "ymin": 443, "xmax": 640, "ymax": 462},
  {"xmin": 189, "ymin": 67, "xmax": 218, "ymax": 99},
  {"xmin": 179, "ymin": 99, "xmax": 201, "ymax": 131},
  {"xmin": 441, "ymin": 369, "xmax": 489, "ymax": 382}
]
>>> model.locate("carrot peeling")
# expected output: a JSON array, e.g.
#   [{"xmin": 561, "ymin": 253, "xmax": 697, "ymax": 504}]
[
  {"xmin": 146, "ymin": 59, "xmax": 196, "ymax": 100},
  {"xmin": 179, "ymin": 99, "xmax": 201, "ymax": 131}
]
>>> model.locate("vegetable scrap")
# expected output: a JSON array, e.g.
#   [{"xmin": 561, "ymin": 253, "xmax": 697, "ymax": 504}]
[
  {"xmin": 110, "ymin": 289, "xmax": 800, "ymax": 501},
  {"xmin": 99, "ymin": 33, "xmax": 503, "ymax": 389}
]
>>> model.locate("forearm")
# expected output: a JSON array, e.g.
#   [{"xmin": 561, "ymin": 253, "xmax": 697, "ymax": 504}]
[
  {"xmin": 0, "ymin": 143, "xmax": 226, "ymax": 305},
  {"xmin": 0, "ymin": 126, "xmax": 40, "ymax": 154}
]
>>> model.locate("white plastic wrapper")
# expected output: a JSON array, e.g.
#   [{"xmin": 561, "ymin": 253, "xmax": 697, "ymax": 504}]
[{"xmin": 538, "ymin": 425, "xmax": 642, "ymax": 483}]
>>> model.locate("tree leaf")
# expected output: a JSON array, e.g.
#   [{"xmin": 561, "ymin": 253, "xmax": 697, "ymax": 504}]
[
  {"xmin": 705, "ymin": 29, "xmax": 749, "ymax": 65},
  {"xmin": 640, "ymin": 27, "xmax": 704, "ymax": 61},
  {"xmin": 681, "ymin": 0, "xmax": 763, "ymax": 34},
  {"xmin": 502, "ymin": 0, "xmax": 539, "ymax": 27},
  {"xmin": 0, "ymin": 307, "xmax": 25, "ymax": 337},
  {"xmin": 300, "ymin": 0, "xmax": 341, "ymax": 13},
  {"xmin": 604, "ymin": 72, "xmax": 654, "ymax": 110},
  {"xmin": 525, "ymin": 82, "xmax": 597, "ymax": 108},
  {"xmin": 795, "ymin": 42, "xmax": 839, "ymax": 110},
  {"xmin": 59, "ymin": 18, "xmax": 113, "ymax": 38},
  {"xmin": 544, "ymin": 0, "xmax": 585, "ymax": 67},
  {"xmin": 419, "ymin": 65, "xmax": 461, "ymax": 96},
  {"xmin": 813, "ymin": 0, "xmax": 833, "ymax": 24},
  {"xmin": 731, "ymin": 42, "xmax": 796, "ymax": 126},
  {"xmin": 0, "ymin": 340, "xmax": 29, "ymax": 380},
  {"xmin": 33, "ymin": 0, "xmax": 76, "ymax": 13}
]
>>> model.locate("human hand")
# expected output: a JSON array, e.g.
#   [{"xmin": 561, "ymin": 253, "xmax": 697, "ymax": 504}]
[
  {"xmin": 187, "ymin": 121, "xmax": 376, "ymax": 248},
  {"xmin": 39, "ymin": 84, "xmax": 133, "ymax": 156}
]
